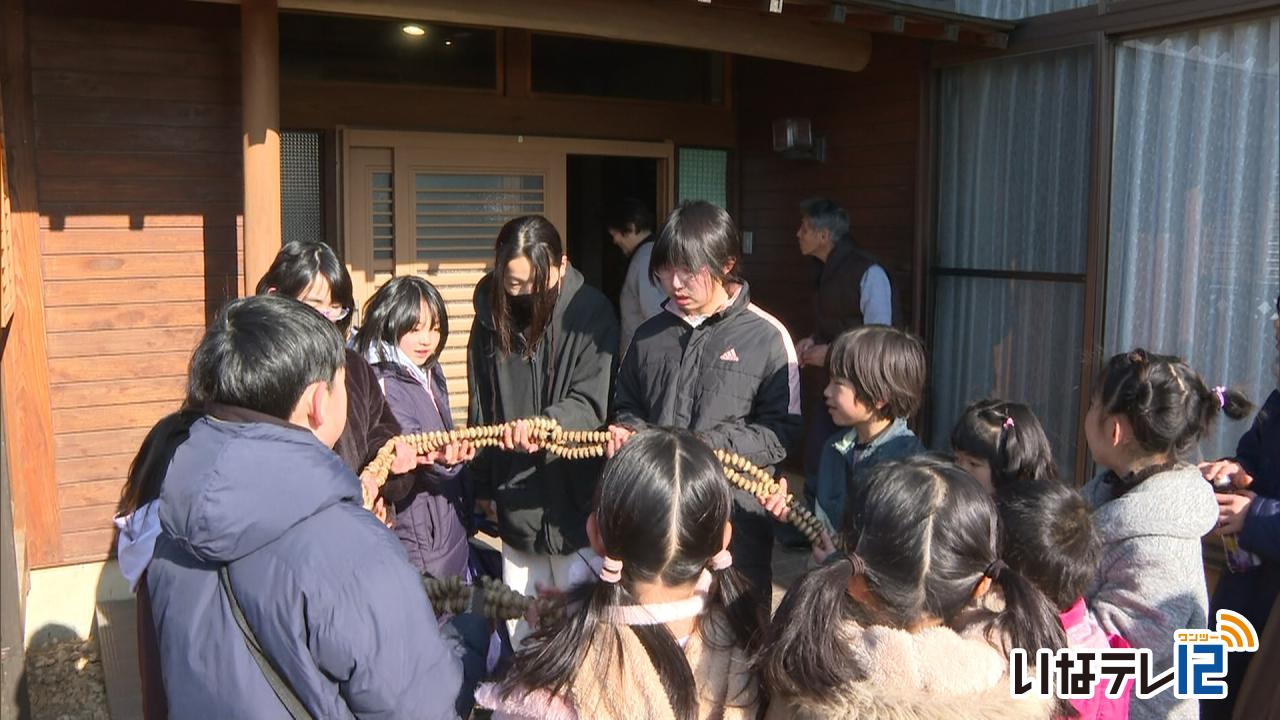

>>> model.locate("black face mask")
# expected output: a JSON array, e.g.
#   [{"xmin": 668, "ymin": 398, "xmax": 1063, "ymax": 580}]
[{"xmin": 508, "ymin": 293, "xmax": 536, "ymax": 329}]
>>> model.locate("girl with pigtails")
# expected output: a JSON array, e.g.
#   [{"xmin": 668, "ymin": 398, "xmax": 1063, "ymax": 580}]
[
  {"xmin": 1081, "ymin": 349, "xmax": 1252, "ymax": 720},
  {"xmin": 950, "ymin": 399, "xmax": 1059, "ymax": 493},
  {"xmin": 761, "ymin": 456, "xmax": 1063, "ymax": 720},
  {"xmin": 476, "ymin": 427, "xmax": 765, "ymax": 720}
]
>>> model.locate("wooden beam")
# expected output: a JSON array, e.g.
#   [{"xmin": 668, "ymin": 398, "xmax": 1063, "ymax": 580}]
[
  {"xmin": 206, "ymin": 0, "xmax": 872, "ymax": 73},
  {"xmin": 845, "ymin": 11, "xmax": 908, "ymax": 32},
  {"xmin": 281, "ymin": 80, "xmax": 737, "ymax": 147},
  {"xmin": 241, "ymin": 0, "xmax": 280, "ymax": 294},
  {"xmin": 1, "ymin": 0, "xmax": 61, "ymax": 567}
]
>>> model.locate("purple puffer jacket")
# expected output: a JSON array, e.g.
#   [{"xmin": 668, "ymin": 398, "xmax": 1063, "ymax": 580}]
[{"xmin": 371, "ymin": 357, "xmax": 470, "ymax": 579}]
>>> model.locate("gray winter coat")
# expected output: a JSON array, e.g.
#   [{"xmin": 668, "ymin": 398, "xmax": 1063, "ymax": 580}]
[
  {"xmin": 147, "ymin": 407, "xmax": 462, "ymax": 719},
  {"xmin": 1082, "ymin": 464, "xmax": 1217, "ymax": 720}
]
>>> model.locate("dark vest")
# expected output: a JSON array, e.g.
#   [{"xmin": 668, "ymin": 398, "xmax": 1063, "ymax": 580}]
[{"xmin": 812, "ymin": 239, "xmax": 892, "ymax": 343}]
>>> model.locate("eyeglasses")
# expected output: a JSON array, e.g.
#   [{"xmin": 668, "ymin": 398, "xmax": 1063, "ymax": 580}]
[
  {"xmin": 315, "ymin": 305, "xmax": 351, "ymax": 322},
  {"xmin": 654, "ymin": 266, "xmax": 707, "ymax": 284}
]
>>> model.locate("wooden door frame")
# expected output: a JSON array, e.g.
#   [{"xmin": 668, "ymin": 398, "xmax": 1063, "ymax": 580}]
[
  {"xmin": 341, "ymin": 129, "xmax": 676, "ymax": 417},
  {"xmin": 345, "ymin": 130, "xmax": 675, "ymax": 205},
  {"xmin": 342, "ymin": 128, "xmax": 676, "ymax": 276}
]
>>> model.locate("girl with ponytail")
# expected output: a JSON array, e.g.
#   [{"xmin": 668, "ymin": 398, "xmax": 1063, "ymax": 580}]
[
  {"xmin": 1082, "ymin": 349, "xmax": 1253, "ymax": 720},
  {"xmin": 477, "ymin": 427, "xmax": 765, "ymax": 720},
  {"xmin": 761, "ymin": 456, "xmax": 1062, "ymax": 720}
]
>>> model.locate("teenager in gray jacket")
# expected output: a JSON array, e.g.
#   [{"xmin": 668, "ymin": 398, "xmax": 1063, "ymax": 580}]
[
  {"xmin": 606, "ymin": 197, "xmax": 665, "ymax": 355},
  {"xmin": 1082, "ymin": 349, "xmax": 1252, "ymax": 720}
]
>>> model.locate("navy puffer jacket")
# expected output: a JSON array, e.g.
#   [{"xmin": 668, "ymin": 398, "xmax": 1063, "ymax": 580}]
[{"xmin": 146, "ymin": 407, "xmax": 461, "ymax": 719}]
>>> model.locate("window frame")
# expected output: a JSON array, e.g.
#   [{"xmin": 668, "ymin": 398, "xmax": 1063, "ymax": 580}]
[{"xmin": 919, "ymin": 0, "xmax": 1280, "ymax": 483}]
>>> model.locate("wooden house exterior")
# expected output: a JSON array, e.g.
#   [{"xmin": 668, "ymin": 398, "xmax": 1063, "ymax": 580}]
[{"xmin": 1, "ymin": 0, "xmax": 1276, "ymax": 622}]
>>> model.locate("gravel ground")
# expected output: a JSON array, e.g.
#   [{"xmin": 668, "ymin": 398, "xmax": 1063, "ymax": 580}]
[{"xmin": 25, "ymin": 635, "xmax": 110, "ymax": 720}]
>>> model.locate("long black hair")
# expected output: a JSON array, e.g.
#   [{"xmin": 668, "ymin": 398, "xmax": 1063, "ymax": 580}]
[
  {"xmin": 996, "ymin": 479, "xmax": 1099, "ymax": 612},
  {"xmin": 490, "ymin": 215, "xmax": 563, "ymax": 357},
  {"xmin": 499, "ymin": 428, "xmax": 765, "ymax": 719},
  {"xmin": 951, "ymin": 399, "xmax": 1057, "ymax": 490},
  {"xmin": 255, "ymin": 240, "xmax": 356, "ymax": 334},
  {"xmin": 117, "ymin": 407, "xmax": 203, "ymax": 516},
  {"xmin": 760, "ymin": 455, "xmax": 1066, "ymax": 702},
  {"xmin": 1093, "ymin": 348, "xmax": 1253, "ymax": 458},
  {"xmin": 354, "ymin": 276, "xmax": 449, "ymax": 368},
  {"xmin": 648, "ymin": 200, "xmax": 742, "ymax": 287}
]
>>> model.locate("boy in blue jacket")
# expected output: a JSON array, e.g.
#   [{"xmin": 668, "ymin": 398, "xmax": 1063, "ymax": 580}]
[{"xmin": 145, "ymin": 295, "xmax": 462, "ymax": 719}]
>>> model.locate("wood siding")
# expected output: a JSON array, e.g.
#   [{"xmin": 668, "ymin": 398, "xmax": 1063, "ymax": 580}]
[
  {"xmin": 16, "ymin": 1, "xmax": 924, "ymax": 564},
  {"xmin": 735, "ymin": 38, "xmax": 928, "ymax": 465},
  {"xmin": 736, "ymin": 39, "xmax": 927, "ymax": 335},
  {"xmin": 26, "ymin": 0, "xmax": 242, "ymax": 565}
]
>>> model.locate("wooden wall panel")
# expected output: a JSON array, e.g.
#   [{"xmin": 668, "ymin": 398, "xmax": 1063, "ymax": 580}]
[
  {"xmin": 49, "ymin": 351, "xmax": 192, "ymax": 384},
  {"xmin": 1, "ymin": 76, "xmax": 14, "ymax": 329},
  {"xmin": 25, "ymin": 0, "xmax": 241, "ymax": 566},
  {"xmin": 736, "ymin": 38, "xmax": 927, "ymax": 337},
  {"xmin": 282, "ymin": 80, "xmax": 736, "ymax": 149},
  {"xmin": 735, "ymin": 38, "xmax": 928, "ymax": 466},
  {"xmin": 2, "ymin": 0, "xmax": 61, "ymax": 566}
]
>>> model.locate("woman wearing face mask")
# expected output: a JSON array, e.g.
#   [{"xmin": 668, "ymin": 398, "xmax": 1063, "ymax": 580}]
[{"xmin": 467, "ymin": 215, "xmax": 619, "ymax": 646}]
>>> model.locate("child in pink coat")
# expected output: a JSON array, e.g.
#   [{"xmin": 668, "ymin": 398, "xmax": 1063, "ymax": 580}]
[{"xmin": 998, "ymin": 478, "xmax": 1132, "ymax": 719}]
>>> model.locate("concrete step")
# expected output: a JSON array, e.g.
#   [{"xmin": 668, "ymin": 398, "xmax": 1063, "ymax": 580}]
[{"xmin": 95, "ymin": 598, "xmax": 142, "ymax": 720}]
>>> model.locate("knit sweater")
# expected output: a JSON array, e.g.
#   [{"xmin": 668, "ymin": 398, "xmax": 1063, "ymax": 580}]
[{"xmin": 1082, "ymin": 463, "xmax": 1217, "ymax": 720}]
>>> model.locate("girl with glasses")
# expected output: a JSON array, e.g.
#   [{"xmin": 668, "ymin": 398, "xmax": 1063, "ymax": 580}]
[{"xmin": 257, "ymin": 241, "xmax": 425, "ymax": 520}]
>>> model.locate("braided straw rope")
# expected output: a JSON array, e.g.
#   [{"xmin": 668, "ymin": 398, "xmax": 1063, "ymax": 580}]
[
  {"xmin": 365, "ymin": 418, "xmax": 832, "ymax": 619},
  {"xmin": 421, "ymin": 573, "xmax": 564, "ymax": 623},
  {"xmin": 360, "ymin": 416, "xmax": 830, "ymax": 545}
]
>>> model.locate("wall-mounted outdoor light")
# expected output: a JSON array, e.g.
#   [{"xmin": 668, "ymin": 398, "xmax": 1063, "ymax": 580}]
[
  {"xmin": 772, "ymin": 117, "xmax": 826, "ymax": 162},
  {"xmin": 401, "ymin": 23, "xmax": 426, "ymax": 37}
]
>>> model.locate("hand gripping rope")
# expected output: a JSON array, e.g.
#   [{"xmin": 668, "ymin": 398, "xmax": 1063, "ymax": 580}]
[
  {"xmin": 421, "ymin": 574, "xmax": 564, "ymax": 624},
  {"xmin": 361, "ymin": 417, "xmax": 831, "ymax": 620}
]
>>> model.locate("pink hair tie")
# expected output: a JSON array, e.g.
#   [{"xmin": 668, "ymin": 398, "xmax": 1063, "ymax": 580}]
[
  {"xmin": 1002, "ymin": 417, "xmax": 1015, "ymax": 430},
  {"xmin": 600, "ymin": 556, "xmax": 624, "ymax": 584},
  {"xmin": 708, "ymin": 549, "xmax": 733, "ymax": 571},
  {"xmin": 1213, "ymin": 386, "xmax": 1227, "ymax": 409}
]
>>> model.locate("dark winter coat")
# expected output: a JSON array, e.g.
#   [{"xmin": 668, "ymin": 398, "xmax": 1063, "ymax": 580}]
[
  {"xmin": 1209, "ymin": 388, "xmax": 1280, "ymax": 718},
  {"xmin": 810, "ymin": 239, "xmax": 892, "ymax": 343},
  {"xmin": 612, "ymin": 281, "xmax": 802, "ymax": 593},
  {"xmin": 334, "ymin": 348, "xmax": 402, "ymax": 473},
  {"xmin": 1234, "ymin": 389, "xmax": 1280, "ymax": 565},
  {"xmin": 467, "ymin": 265, "xmax": 618, "ymax": 555},
  {"xmin": 613, "ymin": 281, "xmax": 802, "ymax": 472},
  {"xmin": 370, "ymin": 354, "xmax": 470, "ymax": 578},
  {"xmin": 146, "ymin": 405, "xmax": 461, "ymax": 719}
]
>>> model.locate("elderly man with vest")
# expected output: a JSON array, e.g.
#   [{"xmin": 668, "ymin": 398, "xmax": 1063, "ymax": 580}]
[{"xmin": 792, "ymin": 198, "xmax": 894, "ymax": 534}]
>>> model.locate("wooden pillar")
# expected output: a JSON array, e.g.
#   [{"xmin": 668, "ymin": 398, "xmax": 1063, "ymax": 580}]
[
  {"xmin": 1, "ymin": 0, "xmax": 61, "ymax": 567},
  {"xmin": 241, "ymin": 0, "xmax": 281, "ymax": 293}
]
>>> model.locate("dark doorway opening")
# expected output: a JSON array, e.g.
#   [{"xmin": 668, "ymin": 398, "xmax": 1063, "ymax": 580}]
[{"xmin": 566, "ymin": 155, "xmax": 660, "ymax": 317}]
